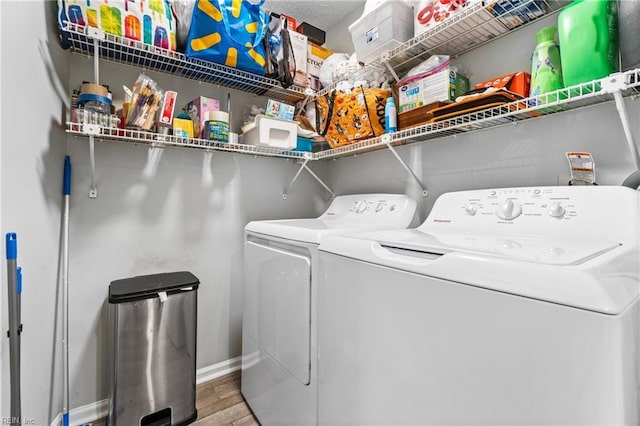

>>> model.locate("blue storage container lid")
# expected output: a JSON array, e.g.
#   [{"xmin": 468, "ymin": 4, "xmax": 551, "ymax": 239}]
[{"xmin": 109, "ymin": 271, "xmax": 199, "ymax": 303}]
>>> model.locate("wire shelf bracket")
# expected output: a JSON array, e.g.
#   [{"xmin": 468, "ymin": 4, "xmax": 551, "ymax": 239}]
[
  {"xmin": 283, "ymin": 158, "xmax": 335, "ymax": 200},
  {"xmin": 382, "ymin": 134, "xmax": 428, "ymax": 197},
  {"xmin": 602, "ymin": 73, "xmax": 640, "ymax": 169}
]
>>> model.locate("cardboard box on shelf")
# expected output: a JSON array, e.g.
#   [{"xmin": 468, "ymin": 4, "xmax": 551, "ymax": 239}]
[
  {"xmin": 396, "ymin": 65, "xmax": 469, "ymax": 113},
  {"xmin": 475, "ymin": 72, "xmax": 531, "ymax": 98},
  {"xmin": 289, "ymin": 30, "xmax": 309, "ymax": 87},
  {"xmin": 297, "ymin": 22, "xmax": 326, "ymax": 45},
  {"xmin": 184, "ymin": 96, "xmax": 220, "ymax": 138},
  {"xmin": 307, "ymin": 43, "xmax": 333, "ymax": 91}
]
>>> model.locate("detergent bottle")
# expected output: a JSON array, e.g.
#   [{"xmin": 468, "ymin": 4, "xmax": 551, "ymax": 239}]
[
  {"xmin": 558, "ymin": 0, "xmax": 618, "ymax": 87},
  {"xmin": 529, "ymin": 26, "xmax": 563, "ymax": 104}
]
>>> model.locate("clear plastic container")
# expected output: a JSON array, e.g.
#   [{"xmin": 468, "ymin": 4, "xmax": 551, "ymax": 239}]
[{"xmin": 349, "ymin": 1, "xmax": 414, "ymax": 64}]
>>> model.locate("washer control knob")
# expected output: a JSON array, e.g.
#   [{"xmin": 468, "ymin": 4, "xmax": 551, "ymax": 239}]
[
  {"xmin": 548, "ymin": 202, "xmax": 565, "ymax": 218},
  {"xmin": 356, "ymin": 200, "xmax": 369, "ymax": 214},
  {"xmin": 463, "ymin": 205, "xmax": 477, "ymax": 216},
  {"xmin": 375, "ymin": 203, "xmax": 385, "ymax": 213},
  {"xmin": 496, "ymin": 199, "xmax": 522, "ymax": 220}
]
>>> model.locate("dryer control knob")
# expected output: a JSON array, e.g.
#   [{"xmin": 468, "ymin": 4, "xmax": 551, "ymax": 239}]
[
  {"xmin": 463, "ymin": 205, "xmax": 477, "ymax": 216},
  {"xmin": 496, "ymin": 199, "xmax": 522, "ymax": 220},
  {"xmin": 356, "ymin": 201, "xmax": 369, "ymax": 214},
  {"xmin": 548, "ymin": 203, "xmax": 565, "ymax": 218}
]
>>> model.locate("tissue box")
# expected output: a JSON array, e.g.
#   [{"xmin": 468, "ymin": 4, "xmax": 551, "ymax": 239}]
[
  {"xmin": 184, "ymin": 96, "xmax": 220, "ymax": 138},
  {"xmin": 242, "ymin": 115, "xmax": 298, "ymax": 149},
  {"xmin": 397, "ymin": 66, "xmax": 469, "ymax": 113}
]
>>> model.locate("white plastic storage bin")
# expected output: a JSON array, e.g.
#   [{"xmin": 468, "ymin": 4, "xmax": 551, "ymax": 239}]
[
  {"xmin": 242, "ymin": 115, "xmax": 298, "ymax": 149},
  {"xmin": 349, "ymin": 1, "xmax": 414, "ymax": 65}
]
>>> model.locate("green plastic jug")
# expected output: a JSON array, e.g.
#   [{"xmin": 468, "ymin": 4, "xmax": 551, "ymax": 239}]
[
  {"xmin": 557, "ymin": 0, "xmax": 618, "ymax": 88},
  {"xmin": 530, "ymin": 26, "xmax": 563, "ymax": 104}
]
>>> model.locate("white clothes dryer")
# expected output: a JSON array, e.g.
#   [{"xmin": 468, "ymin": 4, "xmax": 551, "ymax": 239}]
[
  {"xmin": 317, "ymin": 186, "xmax": 640, "ymax": 425},
  {"xmin": 241, "ymin": 194, "xmax": 418, "ymax": 426}
]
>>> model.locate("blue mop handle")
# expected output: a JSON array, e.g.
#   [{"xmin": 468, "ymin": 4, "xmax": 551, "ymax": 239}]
[
  {"xmin": 17, "ymin": 267, "xmax": 22, "ymax": 295},
  {"xmin": 63, "ymin": 156, "xmax": 71, "ymax": 196},
  {"xmin": 6, "ymin": 232, "xmax": 16, "ymax": 260}
]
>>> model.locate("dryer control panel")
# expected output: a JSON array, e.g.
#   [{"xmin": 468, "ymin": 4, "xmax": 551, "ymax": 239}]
[
  {"xmin": 320, "ymin": 194, "xmax": 417, "ymax": 225},
  {"xmin": 421, "ymin": 186, "xmax": 639, "ymax": 243}
]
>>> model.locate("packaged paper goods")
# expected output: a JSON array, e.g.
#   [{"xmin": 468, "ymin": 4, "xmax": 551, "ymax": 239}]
[{"xmin": 396, "ymin": 63, "xmax": 469, "ymax": 114}]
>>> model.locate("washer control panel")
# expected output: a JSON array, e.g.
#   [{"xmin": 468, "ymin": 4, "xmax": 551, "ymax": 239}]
[{"xmin": 422, "ymin": 186, "xmax": 639, "ymax": 242}]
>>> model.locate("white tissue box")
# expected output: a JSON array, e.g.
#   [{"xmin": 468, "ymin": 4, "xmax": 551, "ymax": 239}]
[{"xmin": 241, "ymin": 115, "xmax": 298, "ymax": 149}]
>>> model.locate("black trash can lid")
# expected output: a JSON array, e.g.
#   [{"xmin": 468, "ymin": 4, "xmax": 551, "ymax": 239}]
[{"xmin": 109, "ymin": 271, "xmax": 200, "ymax": 303}]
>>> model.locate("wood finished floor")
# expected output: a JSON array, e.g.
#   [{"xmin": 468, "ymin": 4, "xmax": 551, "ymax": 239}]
[
  {"xmin": 93, "ymin": 370, "xmax": 259, "ymax": 426},
  {"xmin": 193, "ymin": 370, "xmax": 259, "ymax": 426}
]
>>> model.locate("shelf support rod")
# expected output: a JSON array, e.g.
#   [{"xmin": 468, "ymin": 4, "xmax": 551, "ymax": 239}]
[
  {"xmin": 93, "ymin": 37, "xmax": 100, "ymax": 84},
  {"xmin": 380, "ymin": 51, "xmax": 400, "ymax": 82},
  {"xmin": 612, "ymin": 90, "xmax": 640, "ymax": 169},
  {"xmin": 283, "ymin": 158, "xmax": 335, "ymax": 199},
  {"xmin": 88, "ymin": 134, "xmax": 98, "ymax": 198},
  {"xmin": 382, "ymin": 134, "xmax": 428, "ymax": 197}
]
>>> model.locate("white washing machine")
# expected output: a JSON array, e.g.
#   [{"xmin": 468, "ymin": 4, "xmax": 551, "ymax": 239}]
[
  {"xmin": 317, "ymin": 186, "xmax": 640, "ymax": 425},
  {"xmin": 241, "ymin": 194, "xmax": 418, "ymax": 426}
]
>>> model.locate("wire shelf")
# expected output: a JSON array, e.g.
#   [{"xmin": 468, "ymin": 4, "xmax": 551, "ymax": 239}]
[
  {"xmin": 318, "ymin": 0, "xmax": 566, "ymax": 96},
  {"xmin": 59, "ymin": 23, "xmax": 307, "ymax": 103},
  {"xmin": 66, "ymin": 70, "xmax": 640, "ymax": 162},
  {"xmin": 381, "ymin": 0, "xmax": 567, "ymax": 76},
  {"xmin": 315, "ymin": 70, "xmax": 640, "ymax": 160},
  {"xmin": 66, "ymin": 124, "xmax": 311, "ymax": 160}
]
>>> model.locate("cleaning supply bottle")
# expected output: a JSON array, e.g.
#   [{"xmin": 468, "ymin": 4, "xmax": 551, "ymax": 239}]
[
  {"xmin": 385, "ymin": 97, "xmax": 397, "ymax": 133},
  {"xmin": 529, "ymin": 26, "xmax": 563, "ymax": 104},
  {"xmin": 558, "ymin": 0, "xmax": 618, "ymax": 87}
]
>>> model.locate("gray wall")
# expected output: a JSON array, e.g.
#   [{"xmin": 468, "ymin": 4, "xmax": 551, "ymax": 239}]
[
  {"xmin": 1, "ymin": 1, "xmax": 329, "ymax": 424},
  {"xmin": 2, "ymin": 1, "xmax": 639, "ymax": 425}
]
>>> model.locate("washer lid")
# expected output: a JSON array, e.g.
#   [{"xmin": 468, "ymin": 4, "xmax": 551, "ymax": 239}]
[
  {"xmin": 318, "ymin": 230, "xmax": 639, "ymax": 314},
  {"xmin": 370, "ymin": 229, "xmax": 620, "ymax": 266}
]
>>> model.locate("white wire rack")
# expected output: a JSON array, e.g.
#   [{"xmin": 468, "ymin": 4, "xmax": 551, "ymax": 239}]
[
  {"xmin": 66, "ymin": 124, "xmax": 312, "ymax": 160},
  {"xmin": 59, "ymin": 22, "xmax": 307, "ymax": 103},
  {"xmin": 318, "ymin": 0, "xmax": 566, "ymax": 95},
  {"xmin": 315, "ymin": 70, "xmax": 640, "ymax": 160}
]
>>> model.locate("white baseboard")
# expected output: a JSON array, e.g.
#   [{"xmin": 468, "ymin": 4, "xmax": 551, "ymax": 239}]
[
  {"xmin": 50, "ymin": 356, "xmax": 242, "ymax": 426},
  {"xmin": 196, "ymin": 355, "xmax": 242, "ymax": 385}
]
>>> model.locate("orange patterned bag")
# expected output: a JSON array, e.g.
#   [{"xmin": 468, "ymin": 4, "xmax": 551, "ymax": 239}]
[{"xmin": 316, "ymin": 86, "xmax": 389, "ymax": 148}]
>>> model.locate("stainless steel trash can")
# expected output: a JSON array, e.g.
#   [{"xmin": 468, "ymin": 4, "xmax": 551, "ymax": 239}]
[{"xmin": 108, "ymin": 271, "xmax": 199, "ymax": 426}]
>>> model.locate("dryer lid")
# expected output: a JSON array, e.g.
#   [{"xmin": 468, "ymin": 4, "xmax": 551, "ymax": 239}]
[{"xmin": 245, "ymin": 194, "xmax": 417, "ymax": 244}]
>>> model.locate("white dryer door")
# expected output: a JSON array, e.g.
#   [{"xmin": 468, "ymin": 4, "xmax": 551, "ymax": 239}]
[{"xmin": 246, "ymin": 241, "xmax": 311, "ymax": 385}]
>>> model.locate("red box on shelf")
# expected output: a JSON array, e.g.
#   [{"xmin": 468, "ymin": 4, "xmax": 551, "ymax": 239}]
[{"xmin": 475, "ymin": 72, "xmax": 531, "ymax": 98}]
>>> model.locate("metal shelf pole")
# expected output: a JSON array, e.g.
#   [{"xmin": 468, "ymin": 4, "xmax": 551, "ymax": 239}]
[
  {"xmin": 382, "ymin": 134, "xmax": 428, "ymax": 197},
  {"xmin": 283, "ymin": 159, "xmax": 335, "ymax": 199}
]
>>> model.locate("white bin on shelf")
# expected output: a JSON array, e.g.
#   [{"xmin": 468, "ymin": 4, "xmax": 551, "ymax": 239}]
[
  {"xmin": 349, "ymin": 0, "xmax": 414, "ymax": 65},
  {"xmin": 242, "ymin": 115, "xmax": 298, "ymax": 149}
]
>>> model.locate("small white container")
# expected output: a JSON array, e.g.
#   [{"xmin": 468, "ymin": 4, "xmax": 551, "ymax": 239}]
[
  {"xmin": 349, "ymin": 0, "xmax": 414, "ymax": 65},
  {"xmin": 242, "ymin": 115, "xmax": 297, "ymax": 149}
]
